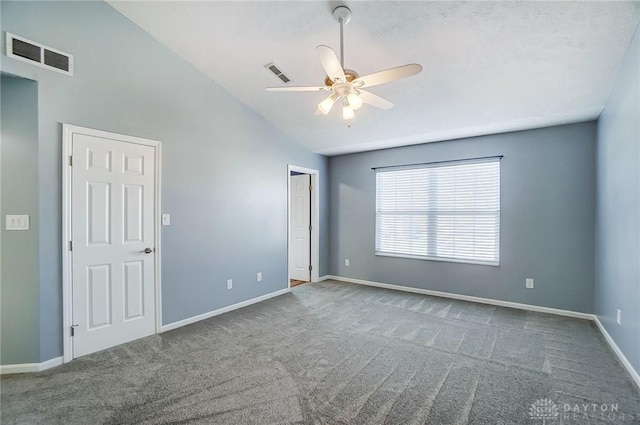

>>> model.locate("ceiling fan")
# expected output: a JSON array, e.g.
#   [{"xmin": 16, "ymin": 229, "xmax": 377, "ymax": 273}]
[{"xmin": 265, "ymin": 6, "xmax": 422, "ymax": 124}]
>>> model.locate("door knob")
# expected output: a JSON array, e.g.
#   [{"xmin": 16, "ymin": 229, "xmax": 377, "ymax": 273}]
[{"xmin": 140, "ymin": 247, "xmax": 154, "ymax": 254}]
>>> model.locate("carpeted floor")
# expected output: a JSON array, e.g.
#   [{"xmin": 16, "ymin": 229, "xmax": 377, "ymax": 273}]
[{"xmin": 2, "ymin": 280, "xmax": 639, "ymax": 424}]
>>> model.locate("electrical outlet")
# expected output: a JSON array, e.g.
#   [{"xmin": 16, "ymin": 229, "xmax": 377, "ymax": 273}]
[
  {"xmin": 526, "ymin": 278, "xmax": 534, "ymax": 289},
  {"xmin": 345, "ymin": 259, "xmax": 350, "ymax": 267},
  {"xmin": 226, "ymin": 279, "xmax": 233, "ymax": 290},
  {"xmin": 5, "ymin": 215, "xmax": 29, "ymax": 230},
  {"xmin": 617, "ymin": 309, "xmax": 621, "ymax": 325},
  {"xmin": 257, "ymin": 272, "xmax": 262, "ymax": 282}
]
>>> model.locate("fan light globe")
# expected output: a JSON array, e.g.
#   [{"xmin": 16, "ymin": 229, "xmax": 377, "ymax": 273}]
[
  {"xmin": 342, "ymin": 105, "xmax": 355, "ymax": 120},
  {"xmin": 318, "ymin": 94, "xmax": 338, "ymax": 115},
  {"xmin": 347, "ymin": 93, "xmax": 363, "ymax": 110}
]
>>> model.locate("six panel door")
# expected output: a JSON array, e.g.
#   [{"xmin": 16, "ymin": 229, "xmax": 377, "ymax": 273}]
[{"xmin": 71, "ymin": 133, "xmax": 156, "ymax": 358}]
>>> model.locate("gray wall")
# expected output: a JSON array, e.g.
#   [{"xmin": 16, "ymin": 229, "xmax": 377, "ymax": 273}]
[
  {"xmin": 329, "ymin": 123, "xmax": 596, "ymax": 313},
  {"xmin": 0, "ymin": 75, "xmax": 40, "ymax": 364},
  {"xmin": 1, "ymin": 1, "xmax": 328, "ymax": 363},
  {"xmin": 595, "ymin": 27, "xmax": 640, "ymax": 373}
]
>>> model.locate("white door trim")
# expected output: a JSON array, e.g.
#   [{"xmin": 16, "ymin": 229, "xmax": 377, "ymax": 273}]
[
  {"xmin": 287, "ymin": 165, "xmax": 320, "ymax": 288},
  {"xmin": 61, "ymin": 124, "xmax": 162, "ymax": 363}
]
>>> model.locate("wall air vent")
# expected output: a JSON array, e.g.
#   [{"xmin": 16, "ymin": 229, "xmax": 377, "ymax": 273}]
[
  {"xmin": 265, "ymin": 62, "xmax": 291, "ymax": 84},
  {"xmin": 6, "ymin": 32, "xmax": 73, "ymax": 76}
]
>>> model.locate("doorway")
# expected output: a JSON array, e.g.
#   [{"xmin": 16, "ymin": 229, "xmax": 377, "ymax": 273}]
[
  {"xmin": 62, "ymin": 124, "xmax": 162, "ymax": 361},
  {"xmin": 289, "ymin": 172, "xmax": 310, "ymax": 286},
  {"xmin": 288, "ymin": 165, "xmax": 320, "ymax": 289}
]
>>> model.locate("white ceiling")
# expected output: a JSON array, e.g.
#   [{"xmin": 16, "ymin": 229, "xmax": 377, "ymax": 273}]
[{"xmin": 109, "ymin": 1, "xmax": 639, "ymax": 156}]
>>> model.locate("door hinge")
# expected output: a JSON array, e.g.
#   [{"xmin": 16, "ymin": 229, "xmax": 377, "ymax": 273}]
[
  {"xmin": 309, "ymin": 184, "xmax": 312, "ymax": 191},
  {"xmin": 308, "ymin": 265, "xmax": 313, "ymax": 271},
  {"xmin": 309, "ymin": 224, "xmax": 312, "ymax": 231},
  {"xmin": 69, "ymin": 241, "xmax": 73, "ymax": 251},
  {"xmin": 71, "ymin": 324, "xmax": 78, "ymax": 337},
  {"xmin": 69, "ymin": 156, "xmax": 73, "ymax": 166}
]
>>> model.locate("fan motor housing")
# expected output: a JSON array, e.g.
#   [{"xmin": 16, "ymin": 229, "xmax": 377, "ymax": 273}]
[{"xmin": 324, "ymin": 69, "xmax": 359, "ymax": 87}]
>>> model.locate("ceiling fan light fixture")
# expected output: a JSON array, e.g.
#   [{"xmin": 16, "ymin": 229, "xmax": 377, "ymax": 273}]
[
  {"xmin": 342, "ymin": 98, "xmax": 355, "ymax": 121},
  {"xmin": 264, "ymin": 5, "xmax": 422, "ymax": 125},
  {"xmin": 318, "ymin": 93, "xmax": 339, "ymax": 115},
  {"xmin": 347, "ymin": 92, "xmax": 363, "ymax": 110}
]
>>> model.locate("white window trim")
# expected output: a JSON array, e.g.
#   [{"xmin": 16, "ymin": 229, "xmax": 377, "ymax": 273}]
[{"xmin": 375, "ymin": 252, "xmax": 499, "ymax": 267}]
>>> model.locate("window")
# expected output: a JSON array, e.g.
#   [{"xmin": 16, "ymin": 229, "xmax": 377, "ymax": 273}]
[{"xmin": 375, "ymin": 157, "xmax": 501, "ymax": 266}]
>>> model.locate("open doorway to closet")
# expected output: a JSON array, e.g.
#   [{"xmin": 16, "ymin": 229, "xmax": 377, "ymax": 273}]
[{"xmin": 288, "ymin": 165, "xmax": 320, "ymax": 289}]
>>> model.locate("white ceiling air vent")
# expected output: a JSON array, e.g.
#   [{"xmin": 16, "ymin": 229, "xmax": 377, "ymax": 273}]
[
  {"xmin": 5, "ymin": 32, "xmax": 73, "ymax": 76},
  {"xmin": 265, "ymin": 62, "xmax": 291, "ymax": 84}
]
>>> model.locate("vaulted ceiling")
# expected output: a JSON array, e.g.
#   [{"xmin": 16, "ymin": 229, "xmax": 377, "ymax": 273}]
[{"xmin": 109, "ymin": 1, "xmax": 640, "ymax": 155}]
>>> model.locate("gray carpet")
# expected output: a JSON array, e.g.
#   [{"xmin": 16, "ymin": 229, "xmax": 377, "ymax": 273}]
[{"xmin": 2, "ymin": 280, "xmax": 639, "ymax": 424}]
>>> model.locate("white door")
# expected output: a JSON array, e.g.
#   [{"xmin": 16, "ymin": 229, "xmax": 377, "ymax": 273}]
[
  {"xmin": 71, "ymin": 132, "xmax": 156, "ymax": 358},
  {"xmin": 289, "ymin": 174, "xmax": 311, "ymax": 281}
]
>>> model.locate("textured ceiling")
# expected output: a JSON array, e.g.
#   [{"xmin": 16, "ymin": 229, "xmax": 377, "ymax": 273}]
[{"xmin": 109, "ymin": 1, "xmax": 640, "ymax": 155}]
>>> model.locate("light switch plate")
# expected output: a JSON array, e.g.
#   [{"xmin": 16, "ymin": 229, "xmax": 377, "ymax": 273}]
[
  {"xmin": 6, "ymin": 215, "xmax": 29, "ymax": 230},
  {"xmin": 162, "ymin": 214, "xmax": 171, "ymax": 226}
]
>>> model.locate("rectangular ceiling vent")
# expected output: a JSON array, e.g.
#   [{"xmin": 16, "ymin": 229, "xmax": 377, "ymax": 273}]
[
  {"xmin": 265, "ymin": 62, "xmax": 291, "ymax": 84},
  {"xmin": 6, "ymin": 32, "xmax": 73, "ymax": 76}
]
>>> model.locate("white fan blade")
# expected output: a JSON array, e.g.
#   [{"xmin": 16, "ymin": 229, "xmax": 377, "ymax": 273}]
[
  {"xmin": 317, "ymin": 45, "xmax": 346, "ymax": 83},
  {"xmin": 358, "ymin": 90, "xmax": 394, "ymax": 110},
  {"xmin": 353, "ymin": 64, "xmax": 422, "ymax": 88},
  {"xmin": 265, "ymin": 86, "xmax": 329, "ymax": 92}
]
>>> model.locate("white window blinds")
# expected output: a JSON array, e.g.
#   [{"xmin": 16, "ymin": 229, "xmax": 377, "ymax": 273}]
[{"xmin": 375, "ymin": 158, "xmax": 501, "ymax": 266}]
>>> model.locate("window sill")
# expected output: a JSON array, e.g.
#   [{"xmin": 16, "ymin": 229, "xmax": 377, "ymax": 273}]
[{"xmin": 375, "ymin": 251, "xmax": 499, "ymax": 267}]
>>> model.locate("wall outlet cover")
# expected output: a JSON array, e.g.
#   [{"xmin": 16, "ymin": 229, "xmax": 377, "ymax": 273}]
[
  {"xmin": 345, "ymin": 259, "xmax": 350, "ymax": 267},
  {"xmin": 526, "ymin": 278, "xmax": 534, "ymax": 289},
  {"xmin": 6, "ymin": 215, "xmax": 29, "ymax": 230},
  {"xmin": 257, "ymin": 272, "xmax": 262, "ymax": 282},
  {"xmin": 226, "ymin": 279, "xmax": 233, "ymax": 290}
]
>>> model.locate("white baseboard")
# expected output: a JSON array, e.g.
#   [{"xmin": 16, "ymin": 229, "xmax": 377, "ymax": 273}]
[
  {"xmin": 593, "ymin": 316, "xmax": 640, "ymax": 389},
  {"xmin": 317, "ymin": 275, "xmax": 332, "ymax": 282},
  {"xmin": 0, "ymin": 356, "xmax": 63, "ymax": 375},
  {"xmin": 323, "ymin": 275, "xmax": 594, "ymax": 320},
  {"xmin": 161, "ymin": 287, "xmax": 290, "ymax": 332}
]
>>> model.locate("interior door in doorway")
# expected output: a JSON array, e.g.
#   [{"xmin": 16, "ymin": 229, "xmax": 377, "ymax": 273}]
[
  {"xmin": 290, "ymin": 174, "xmax": 311, "ymax": 281},
  {"xmin": 71, "ymin": 132, "xmax": 156, "ymax": 358}
]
